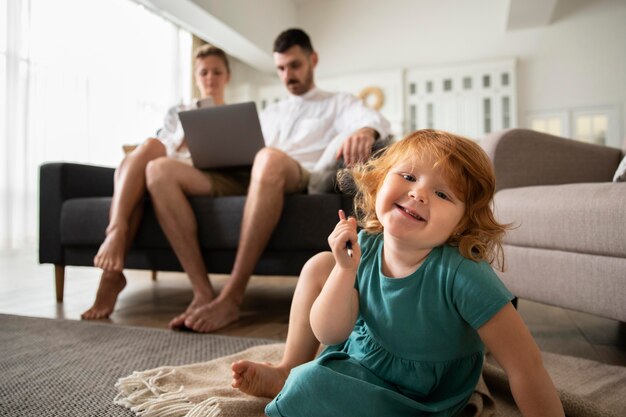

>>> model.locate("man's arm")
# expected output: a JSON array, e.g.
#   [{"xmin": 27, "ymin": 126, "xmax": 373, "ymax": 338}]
[
  {"xmin": 336, "ymin": 127, "xmax": 379, "ymax": 166},
  {"xmin": 334, "ymin": 93, "xmax": 391, "ymax": 166}
]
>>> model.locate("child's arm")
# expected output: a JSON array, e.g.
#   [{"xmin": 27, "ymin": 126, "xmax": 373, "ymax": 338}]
[
  {"xmin": 478, "ymin": 304, "xmax": 565, "ymax": 417},
  {"xmin": 310, "ymin": 212, "xmax": 360, "ymax": 346}
]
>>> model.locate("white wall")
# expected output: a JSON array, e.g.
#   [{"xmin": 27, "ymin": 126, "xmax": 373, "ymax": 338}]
[
  {"xmin": 295, "ymin": 0, "xmax": 626, "ymax": 146},
  {"xmin": 191, "ymin": 0, "xmax": 298, "ymax": 56},
  {"xmin": 517, "ymin": 1, "xmax": 626, "ymax": 128}
]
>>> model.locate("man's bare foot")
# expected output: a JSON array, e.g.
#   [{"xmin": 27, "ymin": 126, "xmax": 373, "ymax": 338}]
[
  {"xmin": 231, "ymin": 360, "xmax": 289, "ymax": 399},
  {"xmin": 81, "ymin": 271, "xmax": 127, "ymax": 319},
  {"xmin": 179, "ymin": 296, "xmax": 240, "ymax": 333},
  {"xmin": 168, "ymin": 293, "xmax": 214, "ymax": 329},
  {"xmin": 94, "ymin": 225, "xmax": 128, "ymax": 272}
]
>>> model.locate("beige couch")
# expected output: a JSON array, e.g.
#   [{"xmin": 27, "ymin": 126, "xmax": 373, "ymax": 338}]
[{"xmin": 482, "ymin": 129, "xmax": 626, "ymax": 323}]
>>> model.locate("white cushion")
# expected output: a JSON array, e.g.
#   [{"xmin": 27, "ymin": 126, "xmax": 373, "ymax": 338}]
[{"xmin": 614, "ymin": 155, "xmax": 626, "ymax": 182}]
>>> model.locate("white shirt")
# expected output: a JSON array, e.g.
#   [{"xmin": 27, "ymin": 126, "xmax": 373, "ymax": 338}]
[
  {"xmin": 155, "ymin": 101, "xmax": 198, "ymax": 161},
  {"xmin": 260, "ymin": 87, "xmax": 391, "ymax": 171}
]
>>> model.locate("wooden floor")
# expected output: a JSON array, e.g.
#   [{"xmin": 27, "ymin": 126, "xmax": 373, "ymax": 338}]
[{"xmin": 1, "ymin": 247, "xmax": 625, "ymax": 367}]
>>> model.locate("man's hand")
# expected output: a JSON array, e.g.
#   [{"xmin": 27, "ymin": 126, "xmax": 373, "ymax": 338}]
[{"xmin": 336, "ymin": 127, "xmax": 378, "ymax": 167}]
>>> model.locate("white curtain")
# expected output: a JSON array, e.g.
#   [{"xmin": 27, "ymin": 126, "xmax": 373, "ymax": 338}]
[{"xmin": 1, "ymin": 0, "xmax": 192, "ymax": 249}]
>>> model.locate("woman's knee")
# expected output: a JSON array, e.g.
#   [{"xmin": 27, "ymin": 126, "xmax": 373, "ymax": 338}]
[{"xmin": 133, "ymin": 138, "xmax": 166, "ymax": 159}]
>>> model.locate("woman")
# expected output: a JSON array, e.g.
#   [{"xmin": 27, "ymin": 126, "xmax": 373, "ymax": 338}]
[{"xmin": 81, "ymin": 45, "xmax": 231, "ymax": 320}]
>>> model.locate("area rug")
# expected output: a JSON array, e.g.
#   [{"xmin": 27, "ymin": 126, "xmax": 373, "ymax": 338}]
[
  {"xmin": 1, "ymin": 314, "xmax": 625, "ymax": 417},
  {"xmin": 0, "ymin": 314, "xmax": 274, "ymax": 417}
]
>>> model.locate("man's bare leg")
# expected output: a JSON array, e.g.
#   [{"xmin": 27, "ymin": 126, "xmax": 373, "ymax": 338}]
[
  {"xmin": 181, "ymin": 148, "xmax": 304, "ymax": 332},
  {"xmin": 94, "ymin": 138, "xmax": 165, "ymax": 272},
  {"xmin": 231, "ymin": 252, "xmax": 335, "ymax": 398},
  {"xmin": 145, "ymin": 157, "xmax": 220, "ymax": 329}
]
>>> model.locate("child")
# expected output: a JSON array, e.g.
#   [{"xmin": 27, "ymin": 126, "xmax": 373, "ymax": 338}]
[{"xmin": 232, "ymin": 130, "xmax": 564, "ymax": 417}]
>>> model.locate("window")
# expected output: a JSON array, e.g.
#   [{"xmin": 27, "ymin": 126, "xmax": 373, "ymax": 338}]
[
  {"xmin": 501, "ymin": 73, "xmax": 510, "ymax": 87},
  {"xmin": 409, "ymin": 104, "xmax": 417, "ymax": 131},
  {"xmin": 463, "ymin": 76, "xmax": 472, "ymax": 89},
  {"xmin": 527, "ymin": 112, "xmax": 568, "ymax": 137},
  {"xmin": 426, "ymin": 103, "xmax": 434, "ymax": 128},
  {"xmin": 527, "ymin": 106, "xmax": 620, "ymax": 147},
  {"xmin": 482, "ymin": 75, "xmax": 490, "ymax": 88},
  {"xmin": 1, "ymin": 0, "xmax": 192, "ymax": 248},
  {"xmin": 575, "ymin": 114, "xmax": 608, "ymax": 145},
  {"xmin": 426, "ymin": 81, "xmax": 433, "ymax": 93},
  {"xmin": 409, "ymin": 82, "xmax": 416, "ymax": 95},
  {"xmin": 443, "ymin": 79, "xmax": 452, "ymax": 91},
  {"xmin": 483, "ymin": 98, "xmax": 492, "ymax": 133},
  {"xmin": 502, "ymin": 96, "xmax": 510, "ymax": 129}
]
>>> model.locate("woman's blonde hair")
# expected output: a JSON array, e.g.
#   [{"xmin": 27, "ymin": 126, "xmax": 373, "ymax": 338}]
[
  {"xmin": 340, "ymin": 129, "xmax": 509, "ymax": 270},
  {"xmin": 194, "ymin": 44, "xmax": 230, "ymax": 74}
]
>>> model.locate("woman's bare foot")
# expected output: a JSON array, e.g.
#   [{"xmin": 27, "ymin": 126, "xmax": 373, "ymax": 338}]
[
  {"xmin": 94, "ymin": 225, "xmax": 128, "ymax": 272},
  {"xmin": 231, "ymin": 360, "xmax": 289, "ymax": 399},
  {"xmin": 81, "ymin": 271, "xmax": 127, "ymax": 319},
  {"xmin": 179, "ymin": 296, "xmax": 241, "ymax": 333}
]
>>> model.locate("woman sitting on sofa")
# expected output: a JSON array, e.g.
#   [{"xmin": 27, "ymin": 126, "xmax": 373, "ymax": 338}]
[{"xmin": 81, "ymin": 45, "xmax": 231, "ymax": 320}]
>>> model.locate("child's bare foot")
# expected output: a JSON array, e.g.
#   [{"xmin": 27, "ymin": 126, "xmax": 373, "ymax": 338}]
[
  {"xmin": 168, "ymin": 293, "xmax": 214, "ymax": 329},
  {"xmin": 81, "ymin": 271, "xmax": 126, "ymax": 319},
  {"xmin": 180, "ymin": 296, "xmax": 241, "ymax": 333},
  {"xmin": 94, "ymin": 225, "xmax": 128, "ymax": 272},
  {"xmin": 231, "ymin": 360, "xmax": 289, "ymax": 399}
]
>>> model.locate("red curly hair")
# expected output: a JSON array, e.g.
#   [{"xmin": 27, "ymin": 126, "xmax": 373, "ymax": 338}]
[{"xmin": 340, "ymin": 129, "xmax": 509, "ymax": 270}]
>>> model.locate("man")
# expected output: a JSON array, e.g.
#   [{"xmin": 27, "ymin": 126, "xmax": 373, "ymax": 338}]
[{"xmin": 147, "ymin": 28, "xmax": 390, "ymax": 332}]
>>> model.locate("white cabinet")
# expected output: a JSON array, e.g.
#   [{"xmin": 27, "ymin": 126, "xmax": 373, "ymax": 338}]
[{"xmin": 405, "ymin": 59, "xmax": 517, "ymax": 140}]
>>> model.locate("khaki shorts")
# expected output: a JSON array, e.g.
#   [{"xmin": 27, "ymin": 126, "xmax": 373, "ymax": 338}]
[{"xmin": 201, "ymin": 163, "xmax": 310, "ymax": 196}]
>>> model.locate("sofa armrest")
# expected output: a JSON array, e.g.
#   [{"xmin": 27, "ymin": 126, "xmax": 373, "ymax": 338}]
[
  {"xmin": 39, "ymin": 162, "xmax": 115, "ymax": 264},
  {"xmin": 481, "ymin": 129, "xmax": 623, "ymax": 191}
]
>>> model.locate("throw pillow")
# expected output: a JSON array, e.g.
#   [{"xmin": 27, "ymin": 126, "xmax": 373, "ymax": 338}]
[
  {"xmin": 614, "ymin": 155, "xmax": 626, "ymax": 182},
  {"xmin": 308, "ymin": 135, "xmax": 393, "ymax": 194}
]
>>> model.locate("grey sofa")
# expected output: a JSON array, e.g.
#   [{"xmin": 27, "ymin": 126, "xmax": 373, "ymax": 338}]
[
  {"xmin": 482, "ymin": 129, "xmax": 626, "ymax": 323},
  {"xmin": 39, "ymin": 162, "xmax": 352, "ymax": 302}
]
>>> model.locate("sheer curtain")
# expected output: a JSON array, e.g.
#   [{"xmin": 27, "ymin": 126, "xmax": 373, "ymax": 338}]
[{"xmin": 1, "ymin": 0, "xmax": 192, "ymax": 249}]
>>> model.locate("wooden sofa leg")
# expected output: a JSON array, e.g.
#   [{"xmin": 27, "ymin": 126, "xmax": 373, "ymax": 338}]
[
  {"xmin": 55, "ymin": 265, "xmax": 65, "ymax": 303},
  {"xmin": 151, "ymin": 270, "xmax": 157, "ymax": 281}
]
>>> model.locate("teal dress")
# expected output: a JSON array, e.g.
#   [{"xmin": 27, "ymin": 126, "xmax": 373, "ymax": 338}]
[{"xmin": 266, "ymin": 231, "xmax": 513, "ymax": 417}]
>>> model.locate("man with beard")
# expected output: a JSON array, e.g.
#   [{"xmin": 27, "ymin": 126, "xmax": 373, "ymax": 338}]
[{"xmin": 147, "ymin": 28, "xmax": 391, "ymax": 333}]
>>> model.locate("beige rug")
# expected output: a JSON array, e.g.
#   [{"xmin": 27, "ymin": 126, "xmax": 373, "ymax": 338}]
[{"xmin": 115, "ymin": 344, "xmax": 625, "ymax": 417}]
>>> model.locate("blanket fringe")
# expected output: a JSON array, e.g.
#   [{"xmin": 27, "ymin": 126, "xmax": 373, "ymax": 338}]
[
  {"xmin": 114, "ymin": 368, "xmax": 196, "ymax": 417},
  {"xmin": 187, "ymin": 398, "xmax": 222, "ymax": 417}
]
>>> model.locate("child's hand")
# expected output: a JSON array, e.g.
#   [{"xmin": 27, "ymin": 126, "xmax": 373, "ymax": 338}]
[{"xmin": 329, "ymin": 210, "xmax": 360, "ymax": 269}]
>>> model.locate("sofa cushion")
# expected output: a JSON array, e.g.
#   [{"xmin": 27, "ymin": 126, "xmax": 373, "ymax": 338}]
[
  {"xmin": 60, "ymin": 194, "xmax": 351, "ymax": 251},
  {"xmin": 494, "ymin": 182, "xmax": 626, "ymax": 258}
]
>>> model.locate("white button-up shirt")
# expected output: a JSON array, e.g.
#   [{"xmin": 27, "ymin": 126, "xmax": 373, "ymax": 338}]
[{"xmin": 260, "ymin": 87, "xmax": 391, "ymax": 171}]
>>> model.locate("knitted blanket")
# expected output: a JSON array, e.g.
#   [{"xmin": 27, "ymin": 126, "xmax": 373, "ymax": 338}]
[
  {"xmin": 114, "ymin": 343, "xmax": 494, "ymax": 417},
  {"xmin": 115, "ymin": 343, "xmax": 625, "ymax": 417}
]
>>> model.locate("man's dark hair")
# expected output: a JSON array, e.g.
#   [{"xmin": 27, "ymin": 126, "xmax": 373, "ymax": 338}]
[{"xmin": 273, "ymin": 28, "xmax": 314, "ymax": 54}]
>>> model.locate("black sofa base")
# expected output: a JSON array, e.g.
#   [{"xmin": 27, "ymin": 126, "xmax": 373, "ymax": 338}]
[{"xmin": 40, "ymin": 162, "xmax": 352, "ymax": 302}]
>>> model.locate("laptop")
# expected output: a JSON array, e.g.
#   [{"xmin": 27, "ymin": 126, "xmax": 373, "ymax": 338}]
[{"xmin": 178, "ymin": 101, "xmax": 265, "ymax": 169}]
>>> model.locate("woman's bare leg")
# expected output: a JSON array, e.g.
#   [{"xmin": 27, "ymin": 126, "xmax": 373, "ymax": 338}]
[
  {"xmin": 81, "ymin": 201, "xmax": 144, "ymax": 319},
  {"xmin": 94, "ymin": 138, "xmax": 166, "ymax": 272},
  {"xmin": 83, "ymin": 138, "xmax": 165, "ymax": 320},
  {"xmin": 231, "ymin": 252, "xmax": 335, "ymax": 398}
]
